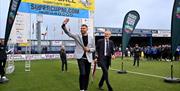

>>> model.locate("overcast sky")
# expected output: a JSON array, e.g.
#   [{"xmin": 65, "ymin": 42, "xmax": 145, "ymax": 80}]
[
  {"xmin": 0, "ymin": 0, "xmax": 174, "ymax": 39},
  {"xmin": 94, "ymin": 0, "xmax": 174, "ymax": 29}
]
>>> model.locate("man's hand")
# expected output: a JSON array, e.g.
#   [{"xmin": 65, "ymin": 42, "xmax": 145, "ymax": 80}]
[
  {"xmin": 112, "ymin": 55, "xmax": 115, "ymax": 60},
  {"xmin": 83, "ymin": 47, "xmax": 90, "ymax": 52},
  {"xmin": 63, "ymin": 18, "xmax": 69, "ymax": 24}
]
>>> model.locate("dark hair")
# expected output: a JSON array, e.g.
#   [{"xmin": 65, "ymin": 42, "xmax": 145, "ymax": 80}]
[{"xmin": 81, "ymin": 24, "xmax": 88, "ymax": 28}]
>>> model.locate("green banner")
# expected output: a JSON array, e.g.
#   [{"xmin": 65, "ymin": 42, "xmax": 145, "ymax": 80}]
[
  {"xmin": 122, "ymin": 10, "xmax": 140, "ymax": 55},
  {"xmin": 171, "ymin": 0, "xmax": 180, "ymax": 57},
  {"xmin": 4, "ymin": 0, "xmax": 22, "ymax": 46}
]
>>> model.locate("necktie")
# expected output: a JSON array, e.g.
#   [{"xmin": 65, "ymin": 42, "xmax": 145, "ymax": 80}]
[{"xmin": 106, "ymin": 40, "xmax": 109, "ymax": 56}]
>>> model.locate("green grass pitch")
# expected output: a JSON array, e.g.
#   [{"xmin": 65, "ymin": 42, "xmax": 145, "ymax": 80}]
[{"xmin": 0, "ymin": 58, "xmax": 180, "ymax": 91}]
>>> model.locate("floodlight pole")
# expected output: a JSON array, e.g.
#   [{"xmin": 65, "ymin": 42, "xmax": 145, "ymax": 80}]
[{"xmin": 36, "ymin": 14, "xmax": 43, "ymax": 54}]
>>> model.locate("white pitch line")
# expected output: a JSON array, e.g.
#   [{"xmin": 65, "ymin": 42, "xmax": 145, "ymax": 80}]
[
  {"xmin": 68, "ymin": 61, "xmax": 167, "ymax": 79},
  {"xmin": 111, "ymin": 68, "xmax": 167, "ymax": 79}
]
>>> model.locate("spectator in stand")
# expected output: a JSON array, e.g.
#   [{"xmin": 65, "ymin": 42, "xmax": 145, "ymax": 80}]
[
  {"xmin": 174, "ymin": 48, "xmax": 180, "ymax": 61},
  {"xmin": 151, "ymin": 46, "xmax": 158, "ymax": 60},
  {"xmin": 125, "ymin": 48, "xmax": 129, "ymax": 57}
]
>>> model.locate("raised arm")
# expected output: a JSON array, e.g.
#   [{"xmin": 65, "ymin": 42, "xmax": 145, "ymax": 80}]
[
  {"xmin": 61, "ymin": 18, "xmax": 76, "ymax": 38},
  {"xmin": 61, "ymin": 18, "xmax": 84, "ymax": 48}
]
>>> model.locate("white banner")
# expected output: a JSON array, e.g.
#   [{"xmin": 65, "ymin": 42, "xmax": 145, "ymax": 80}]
[
  {"xmin": 51, "ymin": 41, "xmax": 62, "ymax": 46},
  {"xmin": 7, "ymin": 54, "xmax": 75, "ymax": 61},
  {"xmin": 10, "ymin": 12, "xmax": 30, "ymax": 44}
]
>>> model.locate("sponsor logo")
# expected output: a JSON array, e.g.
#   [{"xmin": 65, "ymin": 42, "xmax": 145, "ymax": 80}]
[{"xmin": 80, "ymin": 0, "xmax": 91, "ymax": 7}]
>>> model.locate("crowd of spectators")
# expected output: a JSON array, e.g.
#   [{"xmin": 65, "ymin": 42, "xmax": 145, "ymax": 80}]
[{"xmin": 117, "ymin": 45, "xmax": 180, "ymax": 61}]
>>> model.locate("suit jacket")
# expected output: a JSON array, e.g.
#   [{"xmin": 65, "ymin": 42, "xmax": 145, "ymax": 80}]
[
  {"xmin": 60, "ymin": 49, "xmax": 67, "ymax": 60},
  {"xmin": 96, "ymin": 39, "xmax": 115, "ymax": 61},
  {"xmin": 61, "ymin": 24, "xmax": 95, "ymax": 63}
]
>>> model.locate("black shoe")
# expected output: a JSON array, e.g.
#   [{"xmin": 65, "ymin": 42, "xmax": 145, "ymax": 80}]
[
  {"xmin": 108, "ymin": 88, "xmax": 113, "ymax": 91},
  {"xmin": 108, "ymin": 87, "xmax": 113, "ymax": 91}
]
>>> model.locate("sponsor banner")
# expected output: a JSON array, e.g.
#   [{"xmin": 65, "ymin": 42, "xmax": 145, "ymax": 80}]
[
  {"xmin": 18, "ymin": 2, "xmax": 89, "ymax": 18},
  {"xmin": 171, "ymin": 0, "xmax": 180, "ymax": 56},
  {"xmin": 41, "ymin": 41, "xmax": 50, "ymax": 46},
  {"xmin": 22, "ymin": 0, "xmax": 95, "ymax": 11},
  {"xmin": 152, "ymin": 33, "xmax": 170, "ymax": 37},
  {"xmin": 7, "ymin": 54, "xmax": 74, "ymax": 61},
  {"xmin": 131, "ymin": 33, "xmax": 152, "ymax": 37},
  {"xmin": 51, "ymin": 41, "xmax": 62, "ymax": 46},
  {"xmin": 10, "ymin": 12, "xmax": 29, "ymax": 44},
  {"xmin": 122, "ymin": 10, "xmax": 140, "ymax": 54},
  {"xmin": 122, "ymin": 11, "xmax": 140, "ymax": 34},
  {"xmin": 114, "ymin": 51, "xmax": 122, "ymax": 57},
  {"xmin": 32, "ymin": 41, "xmax": 50, "ymax": 46},
  {"xmin": 19, "ymin": 43, "xmax": 30, "ymax": 46},
  {"xmin": 4, "ymin": 0, "xmax": 22, "ymax": 46}
]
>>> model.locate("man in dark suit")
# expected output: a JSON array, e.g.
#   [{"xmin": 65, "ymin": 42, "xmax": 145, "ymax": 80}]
[
  {"xmin": 133, "ymin": 44, "xmax": 141, "ymax": 67},
  {"xmin": 59, "ymin": 46, "xmax": 67, "ymax": 72},
  {"xmin": 96, "ymin": 30, "xmax": 115, "ymax": 91}
]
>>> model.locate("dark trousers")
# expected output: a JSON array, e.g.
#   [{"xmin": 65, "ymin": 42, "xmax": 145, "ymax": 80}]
[
  {"xmin": 61, "ymin": 58, "xmax": 67, "ymax": 71},
  {"xmin": 133, "ymin": 56, "xmax": 139, "ymax": 66},
  {"xmin": 99, "ymin": 56, "xmax": 113, "ymax": 91},
  {"xmin": 0, "ymin": 59, "xmax": 6, "ymax": 77},
  {"xmin": 77, "ymin": 59, "xmax": 91, "ymax": 90}
]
